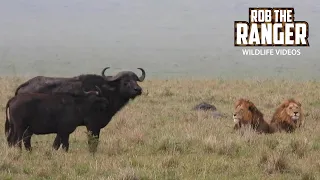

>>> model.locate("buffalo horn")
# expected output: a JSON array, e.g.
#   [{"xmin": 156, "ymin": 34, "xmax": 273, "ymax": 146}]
[
  {"xmin": 137, "ymin": 68, "xmax": 145, "ymax": 82},
  {"xmin": 83, "ymin": 90, "xmax": 98, "ymax": 95},
  {"xmin": 101, "ymin": 67, "xmax": 110, "ymax": 77},
  {"xmin": 95, "ymin": 86, "xmax": 102, "ymax": 95},
  {"xmin": 105, "ymin": 68, "xmax": 145, "ymax": 82}
]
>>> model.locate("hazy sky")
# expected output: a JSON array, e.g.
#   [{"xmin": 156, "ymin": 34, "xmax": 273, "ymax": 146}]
[{"xmin": 0, "ymin": 0, "xmax": 319, "ymax": 79}]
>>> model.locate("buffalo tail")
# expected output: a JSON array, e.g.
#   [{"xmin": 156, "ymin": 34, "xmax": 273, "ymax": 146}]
[{"xmin": 5, "ymin": 97, "xmax": 14, "ymax": 145}]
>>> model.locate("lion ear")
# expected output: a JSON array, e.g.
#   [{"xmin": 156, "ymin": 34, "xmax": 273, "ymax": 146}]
[
  {"xmin": 281, "ymin": 100, "xmax": 290, "ymax": 108},
  {"xmin": 296, "ymin": 101, "xmax": 302, "ymax": 107},
  {"xmin": 235, "ymin": 99, "xmax": 243, "ymax": 108},
  {"xmin": 248, "ymin": 103, "xmax": 256, "ymax": 112}
]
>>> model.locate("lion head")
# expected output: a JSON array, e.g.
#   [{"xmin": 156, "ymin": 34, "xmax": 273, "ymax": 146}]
[
  {"xmin": 233, "ymin": 98, "xmax": 270, "ymax": 133},
  {"xmin": 270, "ymin": 98, "xmax": 303, "ymax": 133}
]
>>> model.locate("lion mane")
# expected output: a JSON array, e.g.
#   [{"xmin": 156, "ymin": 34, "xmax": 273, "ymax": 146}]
[
  {"xmin": 233, "ymin": 98, "xmax": 271, "ymax": 133},
  {"xmin": 269, "ymin": 98, "xmax": 304, "ymax": 133}
]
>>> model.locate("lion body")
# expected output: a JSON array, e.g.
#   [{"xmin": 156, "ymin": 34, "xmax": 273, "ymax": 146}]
[
  {"xmin": 233, "ymin": 98, "xmax": 271, "ymax": 133},
  {"xmin": 270, "ymin": 99, "xmax": 303, "ymax": 133}
]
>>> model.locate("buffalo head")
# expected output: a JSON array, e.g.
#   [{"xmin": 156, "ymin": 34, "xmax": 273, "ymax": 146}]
[
  {"xmin": 101, "ymin": 67, "xmax": 145, "ymax": 99},
  {"xmin": 83, "ymin": 86, "xmax": 108, "ymax": 111}
]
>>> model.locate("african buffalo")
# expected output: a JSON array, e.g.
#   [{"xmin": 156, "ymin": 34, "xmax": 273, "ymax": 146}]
[
  {"xmin": 5, "ymin": 89, "xmax": 108, "ymax": 152},
  {"xmin": 78, "ymin": 68, "xmax": 146, "ymax": 152},
  {"xmin": 10, "ymin": 68, "xmax": 146, "ymax": 153}
]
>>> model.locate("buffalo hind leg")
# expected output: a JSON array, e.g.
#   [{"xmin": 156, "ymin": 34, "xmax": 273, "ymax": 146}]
[
  {"xmin": 60, "ymin": 134, "xmax": 70, "ymax": 152},
  {"xmin": 15, "ymin": 127, "xmax": 23, "ymax": 150},
  {"xmin": 86, "ymin": 128, "xmax": 101, "ymax": 154},
  {"xmin": 7, "ymin": 125, "xmax": 16, "ymax": 147},
  {"xmin": 22, "ymin": 130, "xmax": 33, "ymax": 151},
  {"xmin": 52, "ymin": 135, "xmax": 62, "ymax": 150}
]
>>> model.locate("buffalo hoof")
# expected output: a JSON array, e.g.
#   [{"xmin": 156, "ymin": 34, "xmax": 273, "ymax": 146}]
[{"xmin": 25, "ymin": 147, "xmax": 33, "ymax": 152}]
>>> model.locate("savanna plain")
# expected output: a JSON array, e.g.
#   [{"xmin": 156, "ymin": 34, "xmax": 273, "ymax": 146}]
[{"xmin": 1, "ymin": 77, "xmax": 320, "ymax": 180}]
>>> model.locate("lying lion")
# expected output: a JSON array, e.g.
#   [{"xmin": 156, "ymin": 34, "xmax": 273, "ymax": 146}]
[
  {"xmin": 269, "ymin": 98, "xmax": 304, "ymax": 133},
  {"xmin": 233, "ymin": 98, "xmax": 271, "ymax": 133}
]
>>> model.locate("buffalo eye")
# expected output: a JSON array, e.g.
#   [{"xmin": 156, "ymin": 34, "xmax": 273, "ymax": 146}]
[{"xmin": 124, "ymin": 81, "xmax": 130, "ymax": 86}]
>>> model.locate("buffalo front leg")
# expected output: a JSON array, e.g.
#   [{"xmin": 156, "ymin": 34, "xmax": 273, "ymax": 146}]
[
  {"xmin": 60, "ymin": 134, "xmax": 70, "ymax": 152},
  {"xmin": 52, "ymin": 135, "xmax": 62, "ymax": 150},
  {"xmin": 86, "ymin": 128, "xmax": 101, "ymax": 154},
  {"xmin": 22, "ymin": 129, "xmax": 33, "ymax": 151}
]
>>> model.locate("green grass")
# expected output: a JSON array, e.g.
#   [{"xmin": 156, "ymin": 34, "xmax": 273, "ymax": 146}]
[{"xmin": 0, "ymin": 77, "xmax": 320, "ymax": 179}]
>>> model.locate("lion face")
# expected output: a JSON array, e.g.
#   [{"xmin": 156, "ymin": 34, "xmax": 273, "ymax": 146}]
[
  {"xmin": 271, "ymin": 98, "xmax": 303, "ymax": 132},
  {"xmin": 233, "ymin": 106, "xmax": 250, "ymax": 124},
  {"xmin": 233, "ymin": 98, "xmax": 271, "ymax": 133},
  {"xmin": 285, "ymin": 102, "xmax": 302, "ymax": 123},
  {"xmin": 233, "ymin": 99, "xmax": 253, "ymax": 124}
]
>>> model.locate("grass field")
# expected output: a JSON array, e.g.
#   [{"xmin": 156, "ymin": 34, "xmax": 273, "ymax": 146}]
[{"xmin": 1, "ymin": 77, "xmax": 320, "ymax": 180}]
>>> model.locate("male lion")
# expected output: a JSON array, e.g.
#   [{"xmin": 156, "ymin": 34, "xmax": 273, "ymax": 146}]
[
  {"xmin": 233, "ymin": 98, "xmax": 271, "ymax": 133},
  {"xmin": 269, "ymin": 98, "xmax": 303, "ymax": 133}
]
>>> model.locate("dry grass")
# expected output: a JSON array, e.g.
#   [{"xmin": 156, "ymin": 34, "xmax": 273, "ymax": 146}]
[{"xmin": 1, "ymin": 77, "xmax": 320, "ymax": 179}]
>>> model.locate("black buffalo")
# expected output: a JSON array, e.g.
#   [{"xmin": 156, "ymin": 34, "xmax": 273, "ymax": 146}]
[
  {"xmin": 5, "ymin": 89, "xmax": 108, "ymax": 152},
  {"xmin": 77, "ymin": 68, "xmax": 146, "ymax": 152},
  {"xmin": 10, "ymin": 68, "xmax": 146, "ymax": 152}
]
